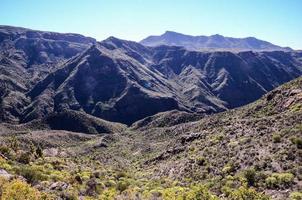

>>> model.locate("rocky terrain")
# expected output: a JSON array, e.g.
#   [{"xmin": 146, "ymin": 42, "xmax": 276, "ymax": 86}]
[
  {"xmin": 140, "ymin": 31, "xmax": 292, "ymax": 51},
  {"xmin": 1, "ymin": 26, "xmax": 302, "ymax": 125},
  {"xmin": 0, "ymin": 26, "xmax": 302, "ymax": 199},
  {"xmin": 0, "ymin": 74, "xmax": 301, "ymax": 200}
]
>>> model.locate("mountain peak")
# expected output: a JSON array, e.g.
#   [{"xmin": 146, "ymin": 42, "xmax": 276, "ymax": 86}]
[{"xmin": 163, "ymin": 30, "xmax": 180, "ymax": 35}]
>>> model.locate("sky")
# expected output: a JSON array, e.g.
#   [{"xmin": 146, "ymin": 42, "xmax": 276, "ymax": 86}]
[{"xmin": 1, "ymin": 0, "xmax": 301, "ymax": 49}]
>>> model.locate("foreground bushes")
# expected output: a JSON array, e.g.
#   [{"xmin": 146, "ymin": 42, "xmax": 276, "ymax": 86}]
[
  {"xmin": 228, "ymin": 186, "xmax": 270, "ymax": 200},
  {"xmin": 290, "ymin": 192, "xmax": 302, "ymax": 200},
  {"xmin": 0, "ymin": 178, "xmax": 53, "ymax": 200},
  {"xmin": 265, "ymin": 173, "xmax": 294, "ymax": 189}
]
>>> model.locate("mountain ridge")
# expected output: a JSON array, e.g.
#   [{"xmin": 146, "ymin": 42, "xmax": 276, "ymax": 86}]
[
  {"xmin": 0, "ymin": 26, "xmax": 302, "ymax": 125},
  {"xmin": 140, "ymin": 31, "xmax": 292, "ymax": 52}
]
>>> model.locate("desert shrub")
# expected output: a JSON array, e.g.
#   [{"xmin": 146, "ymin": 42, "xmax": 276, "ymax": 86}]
[
  {"xmin": 228, "ymin": 186, "xmax": 269, "ymax": 200},
  {"xmin": 265, "ymin": 173, "xmax": 294, "ymax": 189},
  {"xmin": 294, "ymin": 138, "xmax": 302, "ymax": 149},
  {"xmin": 0, "ymin": 145, "xmax": 11, "ymax": 158},
  {"xmin": 291, "ymin": 137, "xmax": 302, "ymax": 149},
  {"xmin": 1, "ymin": 179, "xmax": 41, "ymax": 200},
  {"xmin": 115, "ymin": 171, "xmax": 128, "ymax": 179},
  {"xmin": 272, "ymin": 134, "xmax": 281, "ymax": 143},
  {"xmin": 8, "ymin": 136, "xmax": 19, "ymax": 152},
  {"xmin": 222, "ymin": 163, "xmax": 236, "ymax": 174},
  {"xmin": 186, "ymin": 185, "xmax": 219, "ymax": 200},
  {"xmin": 36, "ymin": 145, "xmax": 43, "ymax": 158},
  {"xmin": 161, "ymin": 186, "xmax": 187, "ymax": 199},
  {"xmin": 195, "ymin": 157, "xmax": 207, "ymax": 166},
  {"xmin": 14, "ymin": 166, "xmax": 48, "ymax": 184},
  {"xmin": 116, "ymin": 180, "xmax": 130, "ymax": 192},
  {"xmin": 290, "ymin": 192, "xmax": 302, "ymax": 200},
  {"xmin": 0, "ymin": 157, "xmax": 11, "ymax": 170},
  {"xmin": 98, "ymin": 188, "xmax": 117, "ymax": 200},
  {"xmin": 149, "ymin": 185, "xmax": 219, "ymax": 200},
  {"xmin": 265, "ymin": 176, "xmax": 277, "ymax": 189},
  {"xmin": 16, "ymin": 152, "xmax": 32, "ymax": 164},
  {"xmin": 104, "ymin": 179, "xmax": 116, "ymax": 187},
  {"xmin": 244, "ymin": 168, "xmax": 256, "ymax": 187}
]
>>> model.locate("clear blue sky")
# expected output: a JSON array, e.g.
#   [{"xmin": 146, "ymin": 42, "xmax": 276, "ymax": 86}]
[{"xmin": 1, "ymin": 0, "xmax": 301, "ymax": 49}]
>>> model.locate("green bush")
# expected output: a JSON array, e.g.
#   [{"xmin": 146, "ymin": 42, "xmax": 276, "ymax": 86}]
[
  {"xmin": 116, "ymin": 180, "xmax": 130, "ymax": 192},
  {"xmin": 272, "ymin": 134, "xmax": 281, "ymax": 143},
  {"xmin": 244, "ymin": 168, "xmax": 256, "ymax": 187},
  {"xmin": 265, "ymin": 173, "xmax": 294, "ymax": 189},
  {"xmin": 17, "ymin": 152, "xmax": 32, "ymax": 164},
  {"xmin": 296, "ymin": 138, "xmax": 302, "ymax": 148},
  {"xmin": 0, "ymin": 145, "xmax": 11, "ymax": 157},
  {"xmin": 14, "ymin": 166, "xmax": 48, "ymax": 184},
  {"xmin": 290, "ymin": 192, "xmax": 302, "ymax": 200},
  {"xmin": 1, "ymin": 179, "xmax": 41, "ymax": 200},
  {"xmin": 228, "ymin": 186, "xmax": 269, "ymax": 200}
]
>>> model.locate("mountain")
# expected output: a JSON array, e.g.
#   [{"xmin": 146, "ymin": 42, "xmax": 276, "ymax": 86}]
[
  {"xmin": 0, "ymin": 25, "xmax": 302, "ymax": 200},
  {"xmin": 140, "ymin": 31, "xmax": 292, "ymax": 51},
  {"xmin": 24, "ymin": 40, "xmax": 302, "ymax": 125},
  {"xmin": 0, "ymin": 25, "xmax": 96, "ymax": 122},
  {"xmin": 0, "ymin": 76, "xmax": 301, "ymax": 199},
  {"xmin": 0, "ymin": 26, "xmax": 301, "ymax": 125}
]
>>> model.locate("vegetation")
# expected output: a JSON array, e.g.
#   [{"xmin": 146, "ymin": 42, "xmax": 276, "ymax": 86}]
[{"xmin": 0, "ymin": 77, "xmax": 301, "ymax": 199}]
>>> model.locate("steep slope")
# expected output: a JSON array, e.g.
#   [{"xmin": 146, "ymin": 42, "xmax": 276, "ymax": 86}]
[
  {"xmin": 0, "ymin": 77, "xmax": 301, "ymax": 199},
  {"xmin": 151, "ymin": 48, "xmax": 302, "ymax": 108},
  {"xmin": 26, "ymin": 43, "xmax": 181, "ymax": 125},
  {"xmin": 0, "ymin": 26, "xmax": 96, "ymax": 122},
  {"xmin": 109, "ymin": 77, "xmax": 302, "ymax": 199},
  {"xmin": 20, "ymin": 38, "xmax": 302, "ymax": 125},
  {"xmin": 141, "ymin": 31, "xmax": 292, "ymax": 51}
]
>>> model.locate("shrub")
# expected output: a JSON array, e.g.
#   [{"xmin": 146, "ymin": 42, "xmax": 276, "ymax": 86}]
[
  {"xmin": 35, "ymin": 145, "xmax": 43, "ymax": 158},
  {"xmin": 0, "ymin": 157, "xmax": 12, "ymax": 170},
  {"xmin": 222, "ymin": 163, "xmax": 236, "ymax": 174},
  {"xmin": 290, "ymin": 192, "xmax": 302, "ymax": 200},
  {"xmin": 1, "ymin": 179, "xmax": 41, "ymax": 200},
  {"xmin": 272, "ymin": 134, "xmax": 281, "ymax": 143},
  {"xmin": 265, "ymin": 173, "xmax": 294, "ymax": 189},
  {"xmin": 291, "ymin": 137, "xmax": 302, "ymax": 149},
  {"xmin": 14, "ymin": 166, "xmax": 48, "ymax": 184},
  {"xmin": 0, "ymin": 145, "xmax": 11, "ymax": 158},
  {"xmin": 8, "ymin": 136, "xmax": 19, "ymax": 152},
  {"xmin": 228, "ymin": 186, "xmax": 269, "ymax": 200},
  {"xmin": 99, "ymin": 188, "xmax": 117, "ymax": 200},
  {"xmin": 17, "ymin": 152, "xmax": 32, "ymax": 164},
  {"xmin": 196, "ymin": 157, "xmax": 206, "ymax": 166},
  {"xmin": 116, "ymin": 180, "xmax": 130, "ymax": 192},
  {"xmin": 186, "ymin": 185, "xmax": 219, "ymax": 200},
  {"xmin": 115, "ymin": 171, "xmax": 128, "ymax": 179},
  {"xmin": 265, "ymin": 176, "xmax": 277, "ymax": 189},
  {"xmin": 244, "ymin": 168, "xmax": 256, "ymax": 187}
]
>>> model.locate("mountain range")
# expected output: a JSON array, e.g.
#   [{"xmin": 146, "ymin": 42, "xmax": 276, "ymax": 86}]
[
  {"xmin": 140, "ymin": 31, "xmax": 293, "ymax": 51},
  {"xmin": 0, "ymin": 26, "xmax": 302, "ymax": 126}
]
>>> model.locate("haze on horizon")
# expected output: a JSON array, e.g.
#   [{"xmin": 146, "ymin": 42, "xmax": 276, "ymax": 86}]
[{"xmin": 0, "ymin": 0, "xmax": 301, "ymax": 49}]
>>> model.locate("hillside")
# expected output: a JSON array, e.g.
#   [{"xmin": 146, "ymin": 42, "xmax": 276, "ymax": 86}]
[{"xmin": 0, "ymin": 76, "xmax": 301, "ymax": 199}]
